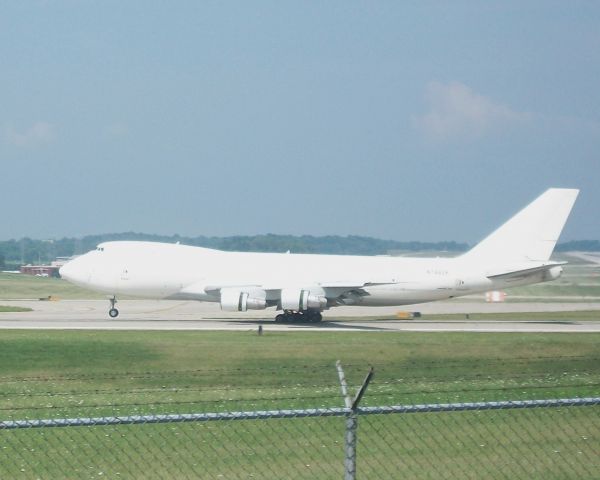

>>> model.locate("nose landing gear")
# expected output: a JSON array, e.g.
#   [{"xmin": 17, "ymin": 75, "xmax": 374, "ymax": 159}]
[{"xmin": 108, "ymin": 296, "xmax": 119, "ymax": 318}]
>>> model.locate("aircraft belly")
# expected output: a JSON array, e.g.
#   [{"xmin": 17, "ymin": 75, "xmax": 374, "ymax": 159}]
[{"xmin": 359, "ymin": 285, "xmax": 452, "ymax": 306}]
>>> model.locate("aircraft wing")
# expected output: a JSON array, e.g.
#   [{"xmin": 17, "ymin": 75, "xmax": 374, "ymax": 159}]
[
  {"xmin": 180, "ymin": 282, "xmax": 378, "ymax": 297},
  {"xmin": 202, "ymin": 280, "xmax": 387, "ymax": 294},
  {"xmin": 179, "ymin": 280, "xmax": 385, "ymax": 307}
]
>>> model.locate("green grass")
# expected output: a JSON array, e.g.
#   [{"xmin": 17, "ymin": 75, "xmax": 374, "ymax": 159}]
[
  {"xmin": 0, "ymin": 305, "xmax": 32, "ymax": 312},
  {"xmin": 507, "ymin": 283, "xmax": 600, "ymax": 298},
  {"xmin": 421, "ymin": 310, "xmax": 600, "ymax": 321},
  {"xmin": 0, "ymin": 330, "xmax": 597, "ymax": 479},
  {"xmin": 0, "ymin": 330, "xmax": 597, "ymax": 418},
  {"xmin": 0, "ymin": 273, "xmax": 103, "ymax": 300}
]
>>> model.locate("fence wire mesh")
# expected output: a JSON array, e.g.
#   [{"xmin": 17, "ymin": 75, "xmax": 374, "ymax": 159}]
[
  {"xmin": 357, "ymin": 402, "xmax": 599, "ymax": 480},
  {"xmin": 1, "ymin": 399, "xmax": 598, "ymax": 479},
  {"xmin": 1, "ymin": 351, "xmax": 599, "ymax": 478}
]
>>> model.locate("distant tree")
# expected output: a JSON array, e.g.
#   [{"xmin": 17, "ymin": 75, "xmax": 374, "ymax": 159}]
[
  {"xmin": 0, "ymin": 253, "xmax": 5, "ymax": 270},
  {"xmin": 555, "ymin": 240, "xmax": 600, "ymax": 252},
  {"xmin": 2, "ymin": 234, "xmax": 599, "ymax": 263}
]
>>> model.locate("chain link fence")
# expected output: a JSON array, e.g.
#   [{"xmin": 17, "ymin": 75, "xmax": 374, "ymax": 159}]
[{"xmin": 1, "ymin": 398, "xmax": 599, "ymax": 479}]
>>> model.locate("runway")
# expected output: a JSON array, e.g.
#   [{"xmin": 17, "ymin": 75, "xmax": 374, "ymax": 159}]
[{"xmin": 1, "ymin": 299, "xmax": 599, "ymax": 332}]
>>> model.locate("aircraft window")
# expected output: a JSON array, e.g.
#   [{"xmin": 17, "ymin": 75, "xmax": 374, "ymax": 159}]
[{"xmin": 96, "ymin": 247, "xmax": 105, "ymax": 252}]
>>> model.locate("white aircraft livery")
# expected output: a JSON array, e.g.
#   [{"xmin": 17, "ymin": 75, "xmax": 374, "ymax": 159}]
[{"xmin": 60, "ymin": 188, "xmax": 578, "ymax": 322}]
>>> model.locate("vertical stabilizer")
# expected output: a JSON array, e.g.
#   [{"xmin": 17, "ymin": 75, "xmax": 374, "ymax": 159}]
[{"xmin": 463, "ymin": 188, "xmax": 579, "ymax": 264}]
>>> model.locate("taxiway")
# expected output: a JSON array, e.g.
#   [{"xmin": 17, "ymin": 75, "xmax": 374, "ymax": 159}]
[{"xmin": 0, "ymin": 299, "xmax": 599, "ymax": 332}]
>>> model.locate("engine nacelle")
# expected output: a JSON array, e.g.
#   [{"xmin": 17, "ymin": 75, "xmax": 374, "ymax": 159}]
[
  {"xmin": 280, "ymin": 288, "xmax": 327, "ymax": 311},
  {"xmin": 220, "ymin": 288, "xmax": 267, "ymax": 312}
]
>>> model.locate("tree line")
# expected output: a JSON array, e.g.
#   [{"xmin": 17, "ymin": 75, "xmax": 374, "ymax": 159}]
[
  {"xmin": 0, "ymin": 233, "xmax": 469, "ymax": 268},
  {"xmin": 0, "ymin": 233, "xmax": 597, "ymax": 269}
]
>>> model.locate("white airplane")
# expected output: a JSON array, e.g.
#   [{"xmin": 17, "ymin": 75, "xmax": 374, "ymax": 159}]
[{"xmin": 60, "ymin": 188, "xmax": 578, "ymax": 322}]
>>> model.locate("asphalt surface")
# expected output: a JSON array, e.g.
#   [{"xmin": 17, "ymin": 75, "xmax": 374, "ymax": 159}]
[{"xmin": 1, "ymin": 299, "xmax": 599, "ymax": 332}]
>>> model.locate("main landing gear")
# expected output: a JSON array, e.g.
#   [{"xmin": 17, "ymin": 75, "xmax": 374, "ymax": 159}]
[
  {"xmin": 275, "ymin": 310, "xmax": 323, "ymax": 323},
  {"xmin": 108, "ymin": 296, "xmax": 119, "ymax": 318}
]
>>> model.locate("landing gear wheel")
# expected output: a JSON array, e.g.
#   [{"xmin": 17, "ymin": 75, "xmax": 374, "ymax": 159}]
[
  {"xmin": 306, "ymin": 311, "xmax": 323, "ymax": 323},
  {"xmin": 108, "ymin": 296, "xmax": 119, "ymax": 318},
  {"xmin": 274, "ymin": 311, "xmax": 322, "ymax": 323}
]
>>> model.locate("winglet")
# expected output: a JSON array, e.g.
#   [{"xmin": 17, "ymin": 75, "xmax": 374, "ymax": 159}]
[{"xmin": 462, "ymin": 188, "xmax": 579, "ymax": 264}]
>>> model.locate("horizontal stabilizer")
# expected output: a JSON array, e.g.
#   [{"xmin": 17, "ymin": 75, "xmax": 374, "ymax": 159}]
[{"xmin": 486, "ymin": 262, "xmax": 566, "ymax": 282}]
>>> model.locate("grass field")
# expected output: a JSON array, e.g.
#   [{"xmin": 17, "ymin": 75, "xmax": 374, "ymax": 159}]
[
  {"xmin": 0, "ymin": 330, "xmax": 598, "ymax": 478},
  {"xmin": 0, "ymin": 330, "xmax": 598, "ymax": 419},
  {"xmin": 0, "ymin": 273, "xmax": 103, "ymax": 300}
]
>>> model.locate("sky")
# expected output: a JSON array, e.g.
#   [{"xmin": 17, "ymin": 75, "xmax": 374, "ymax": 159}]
[{"xmin": 1, "ymin": 1, "xmax": 599, "ymax": 244}]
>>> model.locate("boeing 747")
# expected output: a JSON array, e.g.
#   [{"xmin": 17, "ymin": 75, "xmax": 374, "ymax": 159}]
[{"xmin": 59, "ymin": 188, "xmax": 579, "ymax": 322}]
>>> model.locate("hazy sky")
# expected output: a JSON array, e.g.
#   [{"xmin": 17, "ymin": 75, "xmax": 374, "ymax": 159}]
[{"xmin": 1, "ymin": 1, "xmax": 599, "ymax": 243}]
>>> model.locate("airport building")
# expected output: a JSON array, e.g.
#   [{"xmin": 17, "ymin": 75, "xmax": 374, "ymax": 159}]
[{"xmin": 20, "ymin": 258, "xmax": 69, "ymax": 278}]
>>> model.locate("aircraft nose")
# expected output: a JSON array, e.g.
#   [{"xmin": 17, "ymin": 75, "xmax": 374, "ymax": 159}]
[
  {"xmin": 59, "ymin": 258, "xmax": 85, "ymax": 283},
  {"xmin": 59, "ymin": 261, "xmax": 74, "ymax": 281}
]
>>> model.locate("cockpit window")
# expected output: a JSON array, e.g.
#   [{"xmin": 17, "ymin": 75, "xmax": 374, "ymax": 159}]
[{"xmin": 96, "ymin": 247, "xmax": 105, "ymax": 252}]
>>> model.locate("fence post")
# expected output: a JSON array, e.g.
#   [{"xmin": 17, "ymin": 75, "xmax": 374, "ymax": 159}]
[
  {"xmin": 336, "ymin": 361, "xmax": 374, "ymax": 480},
  {"xmin": 344, "ymin": 412, "xmax": 358, "ymax": 480}
]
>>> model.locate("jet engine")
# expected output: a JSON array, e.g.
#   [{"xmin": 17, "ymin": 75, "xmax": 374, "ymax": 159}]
[
  {"xmin": 280, "ymin": 288, "xmax": 327, "ymax": 311},
  {"xmin": 220, "ymin": 288, "xmax": 267, "ymax": 312}
]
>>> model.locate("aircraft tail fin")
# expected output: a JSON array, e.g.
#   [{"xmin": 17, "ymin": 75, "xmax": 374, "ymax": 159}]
[{"xmin": 462, "ymin": 188, "xmax": 579, "ymax": 264}]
